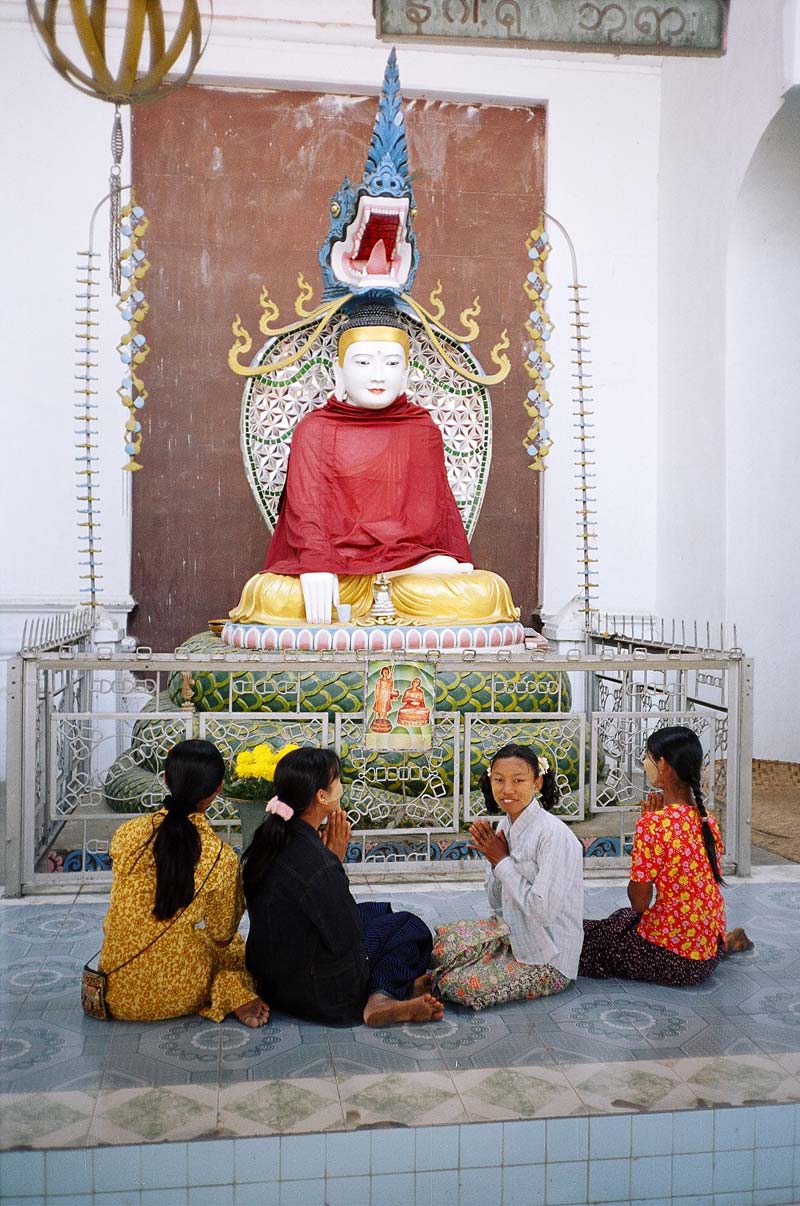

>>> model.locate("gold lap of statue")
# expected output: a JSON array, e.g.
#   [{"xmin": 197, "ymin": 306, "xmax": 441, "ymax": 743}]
[
  {"xmin": 230, "ymin": 568, "xmax": 519, "ymax": 627},
  {"xmin": 228, "ymin": 305, "xmax": 519, "ymax": 629}
]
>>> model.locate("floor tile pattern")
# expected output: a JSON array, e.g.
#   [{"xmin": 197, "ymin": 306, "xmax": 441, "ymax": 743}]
[{"xmin": 1, "ymin": 881, "xmax": 799, "ymax": 1152}]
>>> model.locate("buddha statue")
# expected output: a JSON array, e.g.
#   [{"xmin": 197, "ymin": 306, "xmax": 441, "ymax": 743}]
[
  {"xmin": 397, "ymin": 678, "xmax": 431, "ymax": 726},
  {"xmin": 228, "ymin": 304, "xmax": 519, "ymax": 629}
]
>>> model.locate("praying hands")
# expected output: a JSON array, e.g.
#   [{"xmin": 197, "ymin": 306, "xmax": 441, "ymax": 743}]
[
  {"xmin": 321, "ymin": 809, "xmax": 351, "ymax": 862},
  {"xmin": 469, "ymin": 818, "xmax": 510, "ymax": 867}
]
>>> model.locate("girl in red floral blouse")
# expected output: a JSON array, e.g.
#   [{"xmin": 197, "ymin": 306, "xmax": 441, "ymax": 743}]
[{"xmin": 579, "ymin": 726, "xmax": 752, "ymax": 987}]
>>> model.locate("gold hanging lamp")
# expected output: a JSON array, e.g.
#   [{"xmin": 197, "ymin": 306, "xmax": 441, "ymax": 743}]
[
  {"xmin": 26, "ymin": 1, "xmax": 208, "ymax": 105},
  {"xmin": 27, "ymin": 1, "xmax": 211, "ymax": 290},
  {"xmin": 26, "ymin": 1, "xmax": 211, "ymax": 546}
]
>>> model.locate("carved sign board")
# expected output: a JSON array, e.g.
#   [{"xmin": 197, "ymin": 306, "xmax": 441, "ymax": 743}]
[{"xmin": 376, "ymin": 1, "xmax": 728, "ymax": 56}]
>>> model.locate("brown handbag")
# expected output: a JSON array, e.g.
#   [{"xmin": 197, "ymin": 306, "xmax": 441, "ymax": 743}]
[
  {"xmin": 81, "ymin": 964, "xmax": 111, "ymax": 1020},
  {"xmin": 82, "ymin": 843, "xmax": 223, "ymax": 1019}
]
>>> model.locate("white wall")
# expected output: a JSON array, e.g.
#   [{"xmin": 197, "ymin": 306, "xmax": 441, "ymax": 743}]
[
  {"xmin": 1, "ymin": 12, "xmax": 136, "ymax": 779},
  {"xmin": 656, "ymin": 2, "xmax": 787, "ymax": 621},
  {"xmin": 652, "ymin": 0, "xmax": 798, "ymax": 758},
  {"xmin": 1, "ymin": 15, "xmax": 134, "ymax": 606},
  {"xmin": 726, "ymin": 88, "xmax": 800, "ymax": 760},
  {"xmin": 1, "ymin": 1, "xmax": 798, "ymax": 762}
]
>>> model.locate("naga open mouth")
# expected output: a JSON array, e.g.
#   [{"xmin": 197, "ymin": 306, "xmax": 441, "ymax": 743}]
[{"xmin": 330, "ymin": 195, "xmax": 412, "ymax": 291}]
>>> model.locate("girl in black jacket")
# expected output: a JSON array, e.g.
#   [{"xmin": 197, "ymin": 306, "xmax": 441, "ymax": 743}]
[{"xmin": 243, "ymin": 747, "xmax": 442, "ymax": 1026}]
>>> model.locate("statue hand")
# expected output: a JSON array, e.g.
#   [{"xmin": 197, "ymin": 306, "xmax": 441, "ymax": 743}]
[
  {"xmin": 300, "ymin": 573, "xmax": 339, "ymax": 625},
  {"xmin": 386, "ymin": 555, "xmax": 474, "ymax": 578}
]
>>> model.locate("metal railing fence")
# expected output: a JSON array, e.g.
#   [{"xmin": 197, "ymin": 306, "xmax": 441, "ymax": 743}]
[{"xmin": 5, "ymin": 639, "xmax": 753, "ymax": 895}]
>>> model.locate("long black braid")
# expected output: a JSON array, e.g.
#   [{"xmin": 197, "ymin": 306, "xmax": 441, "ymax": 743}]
[
  {"xmin": 151, "ymin": 740, "xmax": 225, "ymax": 919},
  {"xmin": 647, "ymin": 726, "xmax": 724, "ymax": 885}
]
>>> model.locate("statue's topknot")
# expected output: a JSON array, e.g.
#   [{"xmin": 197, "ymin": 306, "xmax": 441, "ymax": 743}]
[
  {"xmin": 340, "ymin": 303, "xmax": 406, "ymax": 334},
  {"xmin": 337, "ymin": 303, "xmax": 410, "ymax": 360}
]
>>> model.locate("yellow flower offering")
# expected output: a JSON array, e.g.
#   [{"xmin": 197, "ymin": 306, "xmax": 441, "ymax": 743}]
[{"xmin": 234, "ymin": 742, "xmax": 300, "ymax": 782}]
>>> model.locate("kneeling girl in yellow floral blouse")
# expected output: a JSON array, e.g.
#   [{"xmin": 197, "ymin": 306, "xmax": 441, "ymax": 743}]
[{"xmin": 99, "ymin": 740, "xmax": 268, "ymax": 1026}]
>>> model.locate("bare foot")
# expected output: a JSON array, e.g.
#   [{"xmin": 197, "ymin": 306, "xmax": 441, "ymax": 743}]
[
  {"xmin": 233, "ymin": 997, "xmax": 270, "ymax": 1027},
  {"xmin": 725, "ymin": 927, "xmax": 754, "ymax": 954},
  {"xmin": 363, "ymin": 991, "xmax": 444, "ymax": 1028},
  {"xmin": 411, "ymin": 972, "xmax": 433, "ymax": 997}
]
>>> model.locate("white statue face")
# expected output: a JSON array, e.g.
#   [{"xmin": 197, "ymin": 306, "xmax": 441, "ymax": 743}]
[{"xmin": 333, "ymin": 340, "xmax": 409, "ymax": 409}]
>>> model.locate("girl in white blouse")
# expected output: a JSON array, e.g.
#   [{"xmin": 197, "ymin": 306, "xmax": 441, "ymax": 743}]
[{"xmin": 431, "ymin": 744, "xmax": 584, "ymax": 1010}]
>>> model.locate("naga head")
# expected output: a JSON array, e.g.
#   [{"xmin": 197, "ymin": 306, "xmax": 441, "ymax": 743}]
[{"xmin": 319, "ymin": 49, "xmax": 418, "ymax": 299}]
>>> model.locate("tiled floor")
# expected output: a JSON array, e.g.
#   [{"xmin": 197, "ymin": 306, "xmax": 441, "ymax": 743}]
[{"xmin": 2, "ymin": 875, "xmax": 800, "ymax": 1152}]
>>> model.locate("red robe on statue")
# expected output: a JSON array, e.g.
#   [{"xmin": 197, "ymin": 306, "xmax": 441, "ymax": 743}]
[{"xmin": 264, "ymin": 395, "xmax": 473, "ymax": 575}]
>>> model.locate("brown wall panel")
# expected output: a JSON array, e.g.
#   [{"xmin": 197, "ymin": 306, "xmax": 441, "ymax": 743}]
[{"xmin": 131, "ymin": 85, "xmax": 545, "ymax": 649}]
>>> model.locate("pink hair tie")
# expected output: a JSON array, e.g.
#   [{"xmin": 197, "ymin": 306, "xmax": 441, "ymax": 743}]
[{"xmin": 265, "ymin": 797, "xmax": 294, "ymax": 822}]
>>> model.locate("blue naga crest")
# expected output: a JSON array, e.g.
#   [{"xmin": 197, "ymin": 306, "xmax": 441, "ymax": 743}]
[{"xmin": 319, "ymin": 49, "xmax": 419, "ymax": 299}]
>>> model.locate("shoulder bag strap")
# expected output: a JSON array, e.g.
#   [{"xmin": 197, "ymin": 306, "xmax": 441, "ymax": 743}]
[{"xmin": 88, "ymin": 840, "xmax": 224, "ymax": 977}]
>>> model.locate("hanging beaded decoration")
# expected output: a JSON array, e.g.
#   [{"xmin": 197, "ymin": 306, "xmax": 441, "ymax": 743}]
[
  {"xmin": 117, "ymin": 197, "xmax": 150, "ymax": 471},
  {"xmin": 522, "ymin": 220, "xmax": 554, "ymax": 469}
]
